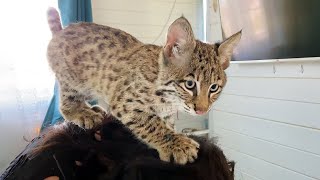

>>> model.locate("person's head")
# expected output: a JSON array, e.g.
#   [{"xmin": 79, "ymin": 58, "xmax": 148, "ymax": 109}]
[{"xmin": 33, "ymin": 115, "xmax": 235, "ymax": 180}]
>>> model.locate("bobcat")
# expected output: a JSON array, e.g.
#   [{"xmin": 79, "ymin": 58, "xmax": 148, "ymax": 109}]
[{"xmin": 46, "ymin": 7, "xmax": 241, "ymax": 164}]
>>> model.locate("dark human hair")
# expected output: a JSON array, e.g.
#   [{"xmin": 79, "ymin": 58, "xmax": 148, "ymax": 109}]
[{"xmin": 1, "ymin": 115, "xmax": 235, "ymax": 180}]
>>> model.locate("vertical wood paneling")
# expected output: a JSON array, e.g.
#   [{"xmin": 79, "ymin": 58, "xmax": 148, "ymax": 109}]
[{"xmin": 206, "ymin": 0, "xmax": 223, "ymax": 43}]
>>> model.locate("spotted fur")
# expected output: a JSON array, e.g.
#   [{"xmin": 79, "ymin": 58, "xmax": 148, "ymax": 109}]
[{"xmin": 46, "ymin": 8, "xmax": 241, "ymax": 165}]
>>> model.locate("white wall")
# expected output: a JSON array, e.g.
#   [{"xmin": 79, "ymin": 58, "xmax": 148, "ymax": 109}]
[
  {"xmin": 209, "ymin": 58, "xmax": 320, "ymax": 180},
  {"xmin": 92, "ymin": 0, "xmax": 204, "ymax": 45},
  {"xmin": 205, "ymin": 0, "xmax": 223, "ymax": 42}
]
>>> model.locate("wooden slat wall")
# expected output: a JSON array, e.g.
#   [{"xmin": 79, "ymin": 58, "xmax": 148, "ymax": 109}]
[
  {"xmin": 92, "ymin": 0, "xmax": 204, "ymax": 45},
  {"xmin": 205, "ymin": 0, "xmax": 223, "ymax": 42},
  {"xmin": 209, "ymin": 59, "xmax": 320, "ymax": 180}
]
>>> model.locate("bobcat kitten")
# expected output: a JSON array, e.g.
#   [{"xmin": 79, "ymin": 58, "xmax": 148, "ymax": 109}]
[{"xmin": 46, "ymin": 8, "xmax": 241, "ymax": 164}]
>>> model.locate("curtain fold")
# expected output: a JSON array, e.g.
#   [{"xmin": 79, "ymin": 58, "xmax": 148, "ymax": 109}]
[{"xmin": 41, "ymin": 0, "xmax": 93, "ymax": 131}]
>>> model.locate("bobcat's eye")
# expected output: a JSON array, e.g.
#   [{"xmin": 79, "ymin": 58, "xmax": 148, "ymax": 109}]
[
  {"xmin": 210, "ymin": 84, "xmax": 219, "ymax": 93},
  {"xmin": 185, "ymin": 80, "xmax": 196, "ymax": 89}
]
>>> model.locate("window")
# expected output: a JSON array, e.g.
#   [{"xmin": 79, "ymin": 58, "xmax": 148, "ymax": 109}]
[{"xmin": 0, "ymin": 0, "xmax": 57, "ymax": 171}]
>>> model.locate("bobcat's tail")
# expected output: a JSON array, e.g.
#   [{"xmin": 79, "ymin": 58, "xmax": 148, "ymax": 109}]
[{"xmin": 47, "ymin": 7, "xmax": 62, "ymax": 34}]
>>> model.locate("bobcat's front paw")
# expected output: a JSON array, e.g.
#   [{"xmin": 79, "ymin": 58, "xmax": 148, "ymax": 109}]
[
  {"xmin": 72, "ymin": 109, "xmax": 105, "ymax": 129},
  {"xmin": 158, "ymin": 134, "xmax": 199, "ymax": 165}
]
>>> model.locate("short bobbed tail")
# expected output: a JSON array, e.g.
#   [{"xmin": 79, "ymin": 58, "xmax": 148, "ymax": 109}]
[{"xmin": 47, "ymin": 7, "xmax": 62, "ymax": 34}]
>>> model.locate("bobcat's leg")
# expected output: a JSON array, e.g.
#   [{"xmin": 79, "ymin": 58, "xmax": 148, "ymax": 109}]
[
  {"xmin": 111, "ymin": 101, "xmax": 199, "ymax": 165},
  {"xmin": 59, "ymin": 84, "xmax": 105, "ymax": 129},
  {"xmin": 163, "ymin": 115, "xmax": 176, "ymax": 130}
]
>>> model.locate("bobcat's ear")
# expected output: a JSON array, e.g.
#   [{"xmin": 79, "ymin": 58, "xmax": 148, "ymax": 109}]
[
  {"xmin": 163, "ymin": 16, "xmax": 196, "ymax": 67},
  {"xmin": 218, "ymin": 30, "xmax": 242, "ymax": 70}
]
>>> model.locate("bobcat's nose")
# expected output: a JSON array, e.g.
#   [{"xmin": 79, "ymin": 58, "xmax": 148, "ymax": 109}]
[
  {"xmin": 195, "ymin": 106, "xmax": 207, "ymax": 115},
  {"xmin": 195, "ymin": 110, "xmax": 206, "ymax": 115},
  {"xmin": 194, "ymin": 94, "xmax": 208, "ymax": 115}
]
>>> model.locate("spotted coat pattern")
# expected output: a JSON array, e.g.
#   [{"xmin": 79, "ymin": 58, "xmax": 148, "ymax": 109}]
[{"xmin": 46, "ymin": 8, "xmax": 241, "ymax": 165}]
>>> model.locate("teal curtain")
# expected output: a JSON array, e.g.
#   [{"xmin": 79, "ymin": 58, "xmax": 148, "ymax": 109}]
[
  {"xmin": 41, "ymin": 0, "xmax": 93, "ymax": 131},
  {"xmin": 58, "ymin": 0, "xmax": 93, "ymax": 27}
]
